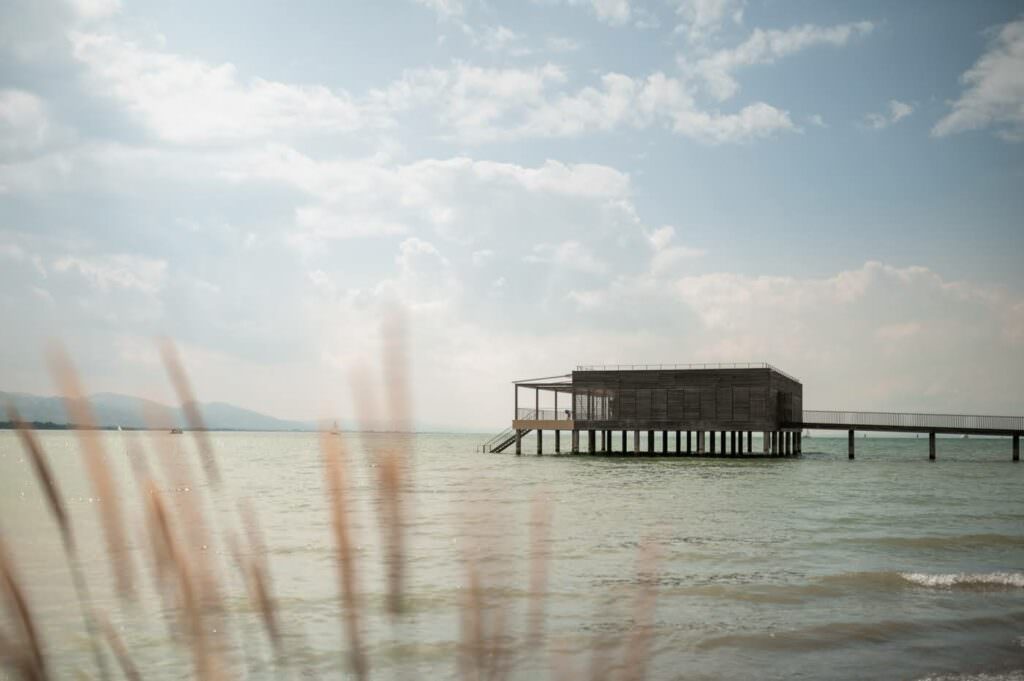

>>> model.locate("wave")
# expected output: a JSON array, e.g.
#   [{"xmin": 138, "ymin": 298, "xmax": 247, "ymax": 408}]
[
  {"xmin": 914, "ymin": 672, "xmax": 1024, "ymax": 681},
  {"xmin": 899, "ymin": 572, "xmax": 1024, "ymax": 588},
  {"xmin": 852, "ymin": 533, "xmax": 1024, "ymax": 551}
]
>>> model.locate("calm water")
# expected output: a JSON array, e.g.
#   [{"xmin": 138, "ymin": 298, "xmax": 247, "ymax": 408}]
[{"xmin": 1, "ymin": 430, "xmax": 1023, "ymax": 680}]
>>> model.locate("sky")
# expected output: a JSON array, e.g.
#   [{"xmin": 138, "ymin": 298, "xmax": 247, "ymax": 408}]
[{"xmin": 1, "ymin": 0, "xmax": 1022, "ymax": 430}]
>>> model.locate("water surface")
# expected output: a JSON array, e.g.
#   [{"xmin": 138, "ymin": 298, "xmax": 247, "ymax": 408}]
[{"xmin": 1, "ymin": 431, "xmax": 1022, "ymax": 680}]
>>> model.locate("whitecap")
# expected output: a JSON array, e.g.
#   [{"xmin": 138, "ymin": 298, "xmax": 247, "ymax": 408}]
[{"xmin": 899, "ymin": 571, "xmax": 1024, "ymax": 588}]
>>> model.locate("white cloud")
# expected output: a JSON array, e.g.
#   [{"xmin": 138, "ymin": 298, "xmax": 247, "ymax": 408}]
[
  {"xmin": 384, "ymin": 65, "xmax": 795, "ymax": 143},
  {"xmin": 70, "ymin": 31, "xmax": 385, "ymax": 143},
  {"xmin": 525, "ymin": 240, "xmax": 608, "ymax": 273},
  {"xmin": 52, "ymin": 253, "xmax": 167, "ymax": 294},
  {"xmin": 807, "ymin": 113, "xmax": 827, "ymax": 128},
  {"xmin": 412, "ymin": 0, "xmax": 465, "ymax": 20},
  {"xmin": 933, "ymin": 17, "xmax": 1024, "ymax": 142},
  {"xmin": 673, "ymin": 0, "xmax": 745, "ymax": 43},
  {"xmin": 67, "ymin": 0, "xmax": 120, "ymax": 19},
  {"xmin": 864, "ymin": 99, "xmax": 914, "ymax": 129},
  {"xmin": 0, "ymin": 90, "xmax": 52, "ymax": 156},
  {"xmin": 686, "ymin": 21, "xmax": 874, "ymax": 101}
]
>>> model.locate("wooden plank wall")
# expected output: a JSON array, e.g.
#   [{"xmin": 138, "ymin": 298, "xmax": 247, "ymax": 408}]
[{"xmin": 571, "ymin": 368, "xmax": 802, "ymax": 429}]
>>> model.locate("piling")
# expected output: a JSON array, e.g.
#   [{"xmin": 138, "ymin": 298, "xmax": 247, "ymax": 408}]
[
  {"xmin": 1014, "ymin": 434, "xmax": 1019, "ymax": 462},
  {"xmin": 929, "ymin": 432, "xmax": 936, "ymax": 461},
  {"xmin": 848, "ymin": 429, "xmax": 854, "ymax": 460}
]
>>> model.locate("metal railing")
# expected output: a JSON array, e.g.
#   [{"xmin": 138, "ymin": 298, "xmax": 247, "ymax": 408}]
[
  {"xmin": 575, "ymin": 362, "xmax": 799, "ymax": 383},
  {"xmin": 800, "ymin": 410, "xmax": 1024, "ymax": 432},
  {"xmin": 515, "ymin": 408, "xmax": 571, "ymax": 421}
]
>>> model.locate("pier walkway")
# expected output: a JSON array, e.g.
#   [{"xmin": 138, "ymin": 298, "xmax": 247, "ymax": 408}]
[{"xmin": 481, "ymin": 409, "xmax": 1022, "ymax": 461}]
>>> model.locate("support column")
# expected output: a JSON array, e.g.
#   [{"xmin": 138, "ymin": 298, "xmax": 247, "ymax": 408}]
[
  {"xmin": 929, "ymin": 432, "xmax": 936, "ymax": 461},
  {"xmin": 675, "ymin": 431, "xmax": 681, "ymax": 454},
  {"xmin": 646, "ymin": 430, "xmax": 654, "ymax": 453},
  {"xmin": 622, "ymin": 430, "xmax": 627, "ymax": 454},
  {"xmin": 555, "ymin": 430, "xmax": 560, "ymax": 453},
  {"xmin": 710, "ymin": 431, "xmax": 717, "ymax": 455},
  {"xmin": 1013, "ymin": 434, "xmax": 1019, "ymax": 462},
  {"xmin": 771, "ymin": 431, "xmax": 779, "ymax": 456},
  {"xmin": 571, "ymin": 430, "xmax": 579, "ymax": 454},
  {"xmin": 537, "ymin": 429, "xmax": 543, "ymax": 455},
  {"xmin": 600, "ymin": 430, "xmax": 606, "ymax": 452},
  {"xmin": 516, "ymin": 429, "xmax": 522, "ymax": 455},
  {"xmin": 737, "ymin": 432, "xmax": 743, "ymax": 455},
  {"xmin": 730, "ymin": 431, "xmax": 736, "ymax": 455},
  {"xmin": 687, "ymin": 431, "xmax": 692, "ymax": 455},
  {"xmin": 797, "ymin": 432, "xmax": 802, "ymax": 454},
  {"xmin": 588, "ymin": 430, "xmax": 595, "ymax": 454},
  {"xmin": 662, "ymin": 431, "xmax": 668, "ymax": 453},
  {"xmin": 697, "ymin": 431, "xmax": 705, "ymax": 454},
  {"xmin": 634, "ymin": 430, "xmax": 640, "ymax": 455},
  {"xmin": 783, "ymin": 432, "xmax": 790, "ymax": 456},
  {"xmin": 747, "ymin": 431, "xmax": 753, "ymax": 452},
  {"xmin": 848, "ymin": 429, "xmax": 854, "ymax": 460},
  {"xmin": 763, "ymin": 431, "xmax": 769, "ymax": 455}
]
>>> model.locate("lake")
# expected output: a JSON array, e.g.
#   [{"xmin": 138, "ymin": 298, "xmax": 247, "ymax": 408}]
[{"xmin": 1, "ymin": 430, "xmax": 1022, "ymax": 680}]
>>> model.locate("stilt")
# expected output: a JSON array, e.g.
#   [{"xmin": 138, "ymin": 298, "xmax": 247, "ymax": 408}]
[
  {"xmin": 622, "ymin": 430, "xmax": 627, "ymax": 454},
  {"xmin": 516, "ymin": 429, "xmax": 522, "ymax": 456},
  {"xmin": 647, "ymin": 430, "xmax": 654, "ymax": 453},
  {"xmin": 634, "ymin": 430, "xmax": 640, "ymax": 455},
  {"xmin": 747, "ymin": 431, "xmax": 753, "ymax": 452},
  {"xmin": 1013, "ymin": 434, "xmax": 1019, "ymax": 462},
  {"xmin": 929, "ymin": 432, "xmax": 936, "ymax": 460},
  {"xmin": 737, "ymin": 431, "xmax": 743, "ymax": 455},
  {"xmin": 687, "ymin": 431, "xmax": 692, "ymax": 454},
  {"xmin": 730, "ymin": 431, "xmax": 736, "ymax": 455},
  {"xmin": 675, "ymin": 430, "xmax": 681, "ymax": 454},
  {"xmin": 662, "ymin": 430, "xmax": 668, "ymax": 453},
  {"xmin": 848, "ymin": 429, "xmax": 854, "ymax": 460},
  {"xmin": 783, "ymin": 432, "xmax": 790, "ymax": 456},
  {"xmin": 772, "ymin": 431, "xmax": 779, "ymax": 456},
  {"xmin": 588, "ymin": 430, "xmax": 595, "ymax": 454},
  {"xmin": 555, "ymin": 430, "xmax": 560, "ymax": 453},
  {"xmin": 710, "ymin": 432, "xmax": 717, "ymax": 455},
  {"xmin": 763, "ymin": 431, "xmax": 770, "ymax": 455},
  {"xmin": 537, "ymin": 429, "xmax": 543, "ymax": 455},
  {"xmin": 572, "ymin": 430, "xmax": 579, "ymax": 454},
  {"xmin": 698, "ymin": 430, "xmax": 705, "ymax": 454}
]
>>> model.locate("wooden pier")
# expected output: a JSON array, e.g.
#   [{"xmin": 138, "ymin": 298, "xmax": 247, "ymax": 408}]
[{"xmin": 478, "ymin": 364, "xmax": 1023, "ymax": 461}]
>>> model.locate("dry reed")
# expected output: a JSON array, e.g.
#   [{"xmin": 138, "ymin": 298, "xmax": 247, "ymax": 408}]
[
  {"xmin": 320, "ymin": 429, "xmax": 368, "ymax": 680},
  {"xmin": 158, "ymin": 337, "xmax": 220, "ymax": 488},
  {"xmin": 97, "ymin": 613, "xmax": 141, "ymax": 681},
  {"xmin": 46, "ymin": 342, "xmax": 136, "ymax": 602},
  {"xmin": 0, "ymin": 535, "xmax": 47, "ymax": 681}
]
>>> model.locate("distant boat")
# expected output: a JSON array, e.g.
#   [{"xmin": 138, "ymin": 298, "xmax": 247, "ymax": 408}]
[
  {"xmin": 117, "ymin": 425, "xmax": 123, "ymax": 432},
  {"xmin": 170, "ymin": 428, "xmax": 183, "ymax": 434}
]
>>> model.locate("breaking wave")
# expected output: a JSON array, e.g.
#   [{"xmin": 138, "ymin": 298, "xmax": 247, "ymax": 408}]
[{"xmin": 899, "ymin": 572, "xmax": 1024, "ymax": 589}]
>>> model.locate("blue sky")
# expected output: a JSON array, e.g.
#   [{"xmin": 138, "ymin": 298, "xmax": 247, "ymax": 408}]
[{"xmin": 1, "ymin": 0, "xmax": 1022, "ymax": 429}]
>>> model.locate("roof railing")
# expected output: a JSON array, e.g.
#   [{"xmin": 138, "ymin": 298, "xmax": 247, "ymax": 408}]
[{"xmin": 574, "ymin": 362, "xmax": 799, "ymax": 383}]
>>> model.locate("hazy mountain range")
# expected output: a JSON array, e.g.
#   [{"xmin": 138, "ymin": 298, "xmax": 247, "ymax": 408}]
[{"xmin": 0, "ymin": 390, "xmax": 316, "ymax": 431}]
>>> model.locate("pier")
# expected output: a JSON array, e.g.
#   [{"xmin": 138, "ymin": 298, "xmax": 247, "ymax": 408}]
[{"xmin": 478, "ymin": 364, "xmax": 1023, "ymax": 461}]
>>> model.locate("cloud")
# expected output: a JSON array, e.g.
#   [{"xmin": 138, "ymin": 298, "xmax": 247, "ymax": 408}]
[
  {"xmin": 686, "ymin": 21, "xmax": 874, "ymax": 101},
  {"xmin": 673, "ymin": 0, "xmax": 745, "ymax": 43},
  {"xmin": 933, "ymin": 17, "xmax": 1024, "ymax": 142},
  {"xmin": 411, "ymin": 0, "xmax": 465, "ymax": 20},
  {"xmin": 70, "ymin": 31, "xmax": 386, "ymax": 143},
  {"xmin": 864, "ymin": 99, "xmax": 914, "ymax": 129},
  {"xmin": 383, "ymin": 65, "xmax": 796, "ymax": 143},
  {"xmin": 51, "ymin": 253, "xmax": 167, "ymax": 294},
  {"xmin": 525, "ymin": 240, "xmax": 608, "ymax": 274},
  {"xmin": 0, "ymin": 90, "xmax": 53, "ymax": 157}
]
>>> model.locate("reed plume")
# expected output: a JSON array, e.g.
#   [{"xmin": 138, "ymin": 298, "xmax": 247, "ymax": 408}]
[
  {"xmin": 0, "ymin": 535, "xmax": 47, "ymax": 681},
  {"xmin": 320, "ymin": 429, "xmax": 368, "ymax": 680},
  {"xmin": 158, "ymin": 337, "xmax": 220, "ymax": 488},
  {"xmin": 46, "ymin": 342, "xmax": 136, "ymax": 602}
]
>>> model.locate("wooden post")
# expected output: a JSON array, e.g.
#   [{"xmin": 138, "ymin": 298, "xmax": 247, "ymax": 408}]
[
  {"xmin": 554, "ymin": 391, "xmax": 558, "ymax": 422},
  {"xmin": 537, "ymin": 429, "xmax": 543, "ymax": 455},
  {"xmin": 848, "ymin": 429, "xmax": 854, "ymax": 460},
  {"xmin": 572, "ymin": 430, "xmax": 579, "ymax": 454},
  {"xmin": 675, "ymin": 431, "xmax": 681, "ymax": 454},
  {"xmin": 929, "ymin": 432, "xmax": 936, "ymax": 460},
  {"xmin": 687, "ymin": 431, "xmax": 692, "ymax": 454},
  {"xmin": 535, "ymin": 388, "xmax": 539, "ymax": 419},
  {"xmin": 771, "ymin": 431, "xmax": 779, "ymax": 456},
  {"xmin": 634, "ymin": 430, "xmax": 640, "ymax": 455},
  {"xmin": 747, "ymin": 431, "xmax": 753, "ymax": 451},
  {"xmin": 555, "ymin": 430, "xmax": 560, "ymax": 453},
  {"xmin": 710, "ymin": 432, "xmax": 716, "ymax": 455},
  {"xmin": 515, "ymin": 429, "xmax": 522, "ymax": 455},
  {"xmin": 795, "ymin": 432, "xmax": 801, "ymax": 454},
  {"xmin": 621, "ymin": 430, "xmax": 627, "ymax": 453},
  {"xmin": 662, "ymin": 430, "xmax": 668, "ymax": 453},
  {"xmin": 1013, "ymin": 434, "xmax": 1019, "ymax": 462},
  {"xmin": 588, "ymin": 430, "xmax": 595, "ymax": 454},
  {"xmin": 762, "ymin": 431, "xmax": 769, "ymax": 455},
  {"xmin": 697, "ymin": 431, "xmax": 704, "ymax": 454}
]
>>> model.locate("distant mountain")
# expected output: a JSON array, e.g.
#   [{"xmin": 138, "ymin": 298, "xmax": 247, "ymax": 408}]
[{"xmin": 0, "ymin": 390, "xmax": 314, "ymax": 432}]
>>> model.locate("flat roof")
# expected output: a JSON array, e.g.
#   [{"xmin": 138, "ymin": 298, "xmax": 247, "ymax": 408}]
[{"xmin": 574, "ymin": 362, "xmax": 798, "ymax": 382}]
